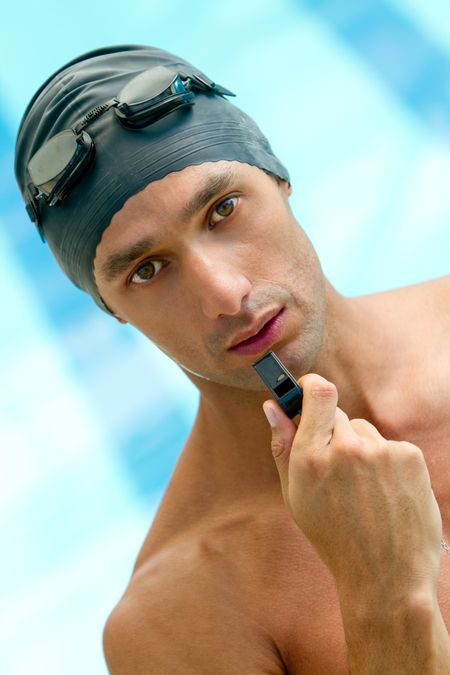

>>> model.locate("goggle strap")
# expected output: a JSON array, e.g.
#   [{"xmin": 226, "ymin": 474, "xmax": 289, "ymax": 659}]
[
  {"xmin": 25, "ymin": 186, "xmax": 46, "ymax": 242},
  {"xmin": 35, "ymin": 221, "xmax": 46, "ymax": 243},
  {"xmin": 74, "ymin": 99, "xmax": 117, "ymax": 134},
  {"xmin": 116, "ymin": 90, "xmax": 194, "ymax": 126},
  {"xmin": 211, "ymin": 82, "xmax": 235, "ymax": 97},
  {"xmin": 181, "ymin": 71, "xmax": 235, "ymax": 98}
]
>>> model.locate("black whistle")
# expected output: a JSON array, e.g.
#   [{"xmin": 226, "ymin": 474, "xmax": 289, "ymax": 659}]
[{"xmin": 252, "ymin": 351, "xmax": 303, "ymax": 419}]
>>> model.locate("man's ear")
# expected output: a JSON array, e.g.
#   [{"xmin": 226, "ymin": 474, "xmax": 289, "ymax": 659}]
[{"xmin": 114, "ymin": 315, "xmax": 127, "ymax": 325}]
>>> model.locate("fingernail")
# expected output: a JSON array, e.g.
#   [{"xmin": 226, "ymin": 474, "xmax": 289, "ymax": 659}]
[{"xmin": 263, "ymin": 403, "xmax": 278, "ymax": 428}]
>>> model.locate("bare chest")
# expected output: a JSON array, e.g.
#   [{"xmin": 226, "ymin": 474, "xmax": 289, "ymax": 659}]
[
  {"xmin": 199, "ymin": 505, "xmax": 450, "ymax": 674},
  {"xmin": 186, "ymin": 510, "xmax": 349, "ymax": 673},
  {"xmin": 438, "ymin": 554, "xmax": 450, "ymax": 623}
]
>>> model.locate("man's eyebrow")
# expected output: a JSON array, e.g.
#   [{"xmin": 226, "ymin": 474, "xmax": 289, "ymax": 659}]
[
  {"xmin": 181, "ymin": 168, "xmax": 236, "ymax": 222},
  {"xmin": 98, "ymin": 237, "xmax": 157, "ymax": 283}
]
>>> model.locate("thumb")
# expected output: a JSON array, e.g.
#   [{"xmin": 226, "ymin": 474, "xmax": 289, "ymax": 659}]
[
  {"xmin": 263, "ymin": 401, "xmax": 297, "ymax": 492},
  {"xmin": 296, "ymin": 374, "xmax": 338, "ymax": 451}
]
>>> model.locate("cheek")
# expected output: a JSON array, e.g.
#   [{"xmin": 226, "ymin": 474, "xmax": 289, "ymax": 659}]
[
  {"xmin": 250, "ymin": 210, "xmax": 303, "ymax": 266},
  {"xmin": 131, "ymin": 316, "xmax": 187, "ymax": 360},
  {"xmin": 125, "ymin": 284, "xmax": 200, "ymax": 352}
]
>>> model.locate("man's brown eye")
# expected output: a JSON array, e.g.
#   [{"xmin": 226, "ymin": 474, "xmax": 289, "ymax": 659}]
[
  {"xmin": 130, "ymin": 260, "xmax": 163, "ymax": 285},
  {"xmin": 210, "ymin": 196, "xmax": 238, "ymax": 227},
  {"xmin": 216, "ymin": 197, "xmax": 236, "ymax": 217}
]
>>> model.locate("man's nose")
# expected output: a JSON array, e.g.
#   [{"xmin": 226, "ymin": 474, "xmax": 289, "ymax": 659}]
[{"xmin": 184, "ymin": 246, "xmax": 252, "ymax": 319}]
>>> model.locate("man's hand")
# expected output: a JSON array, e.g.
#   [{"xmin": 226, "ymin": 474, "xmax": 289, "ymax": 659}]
[
  {"xmin": 263, "ymin": 373, "xmax": 441, "ymax": 590},
  {"xmin": 263, "ymin": 373, "xmax": 450, "ymax": 673}
]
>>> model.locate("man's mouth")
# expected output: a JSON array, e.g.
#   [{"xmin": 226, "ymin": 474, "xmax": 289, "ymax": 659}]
[{"xmin": 228, "ymin": 308, "xmax": 286, "ymax": 356}]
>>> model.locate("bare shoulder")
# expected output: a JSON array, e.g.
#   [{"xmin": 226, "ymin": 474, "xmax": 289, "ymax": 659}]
[
  {"xmin": 361, "ymin": 274, "xmax": 450, "ymax": 308},
  {"xmin": 357, "ymin": 275, "xmax": 450, "ymax": 345},
  {"xmin": 406, "ymin": 274, "xmax": 450, "ymax": 311},
  {"xmin": 103, "ymin": 536, "xmax": 285, "ymax": 675}
]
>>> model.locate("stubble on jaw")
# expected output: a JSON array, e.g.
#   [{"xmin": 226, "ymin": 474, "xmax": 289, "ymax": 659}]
[{"xmin": 174, "ymin": 283, "xmax": 328, "ymax": 393}]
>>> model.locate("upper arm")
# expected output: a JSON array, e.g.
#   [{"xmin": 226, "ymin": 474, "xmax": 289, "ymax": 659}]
[
  {"xmin": 103, "ymin": 599, "xmax": 186, "ymax": 675},
  {"xmin": 103, "ymin": 584, "xmax": 284, "ymax": 675},
  {"xmin": 103, "ymin": 596, "xmax": 238, "ymax": 675},
  {"xmin": 103, "ymin": 594, "xmax": 242, "ymax": 675},
  {"xmin": 103, "ymin": 601, "xmax": 141, "ymax": 675},
  {"xmin": 102, "ymin": 606, "xmax": 124, "ymax": 674}
]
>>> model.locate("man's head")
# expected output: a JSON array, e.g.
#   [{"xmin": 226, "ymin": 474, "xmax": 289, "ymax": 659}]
[
  {"xmin": 93, "ymin": 159, "xmax": 327, "ymax": 389},
  {"xmin": 15, "ymin": 45, "xmax": 328, "ymax": 389},
  {"xmin": 15, "ymin": 45, "xmax": 289, "ymax": 312}
]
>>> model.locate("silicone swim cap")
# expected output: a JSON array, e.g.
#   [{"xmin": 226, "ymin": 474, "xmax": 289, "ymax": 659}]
[{"xmin": 15, "ymin": 45, "xmax": 289, "ymax": 312}]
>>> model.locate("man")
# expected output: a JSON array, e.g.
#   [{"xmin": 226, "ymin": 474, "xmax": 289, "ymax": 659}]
[{"xmin": 15, "ymin": 45, "xmax": 450, "ymax": 673}]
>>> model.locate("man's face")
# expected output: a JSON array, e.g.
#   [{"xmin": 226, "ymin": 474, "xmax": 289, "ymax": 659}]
[{"xmin": 94, "ymin": 161, "xmax": 327, "ymax": 390}]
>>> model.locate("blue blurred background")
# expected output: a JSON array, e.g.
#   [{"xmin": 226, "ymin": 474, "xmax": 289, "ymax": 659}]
[{"xmin": 1, "ymin": 1, "xmax": 449, "ymax": 672}]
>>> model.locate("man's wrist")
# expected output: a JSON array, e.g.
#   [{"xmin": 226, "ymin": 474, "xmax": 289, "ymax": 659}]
[{"xmin": 338, "ymin": 587, "xmax": 450, "ymax": 673}]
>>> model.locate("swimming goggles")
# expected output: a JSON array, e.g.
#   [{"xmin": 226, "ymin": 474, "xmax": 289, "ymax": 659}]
[{"xmin": 25, "ymin": 65, "xmax": 234, "ymax": 237}]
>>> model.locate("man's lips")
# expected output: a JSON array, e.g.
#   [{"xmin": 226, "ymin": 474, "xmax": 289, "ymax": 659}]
[{"xmin": 227, "ymin": 308, "xmax": 286, "ymax": 356}]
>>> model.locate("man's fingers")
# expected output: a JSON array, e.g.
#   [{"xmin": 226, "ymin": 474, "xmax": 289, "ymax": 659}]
[
  {"xmin": 263, "ymin": 400, "xmax": 297, "ymax": 459},
  {"xmin": 263, "ymin": 400, "xmax": 297, "ymax": 501},
  {"xmin": 296, "ymin": 374, "xmax": 339, "ymax": 450},
  {"xmin": 350, "ymin": 417, "xmax": 384, "ymax": 440}
]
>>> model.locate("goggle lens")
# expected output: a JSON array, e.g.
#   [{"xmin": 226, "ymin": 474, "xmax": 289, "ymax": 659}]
[
  {"xmin": 28, "ymin": 130, "xmax": 79, "ymax": 192},
  {"xmin": 115, "ymin": 67, "xmax": 194, "ymax": 127},
  {"xmin": 28, "ymin": 130, "xmax": 94, "ymax": 205}
]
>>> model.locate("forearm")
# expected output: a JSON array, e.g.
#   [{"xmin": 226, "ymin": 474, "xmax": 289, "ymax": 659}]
[
  {"xmin": 339, "ymin": 588, "xmax": 450, "ymax": 674},
  {"xmin": 264, "ymin": 373, "xmax": 449, "ymax": 670}
]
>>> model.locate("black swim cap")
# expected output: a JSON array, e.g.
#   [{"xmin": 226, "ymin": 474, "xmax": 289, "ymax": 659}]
[{"xmin": 15, "ymin": 45, "xmax": 289, "ymax": 312}]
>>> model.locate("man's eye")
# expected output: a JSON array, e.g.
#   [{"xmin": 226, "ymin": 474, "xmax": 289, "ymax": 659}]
[
  {"xmin": 129, "ymin": 260, "xmax": 164, "ymax": 285},
  {"xmin": 209, "ymin": 196, "xmax": 238, "ymax": 228}
]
